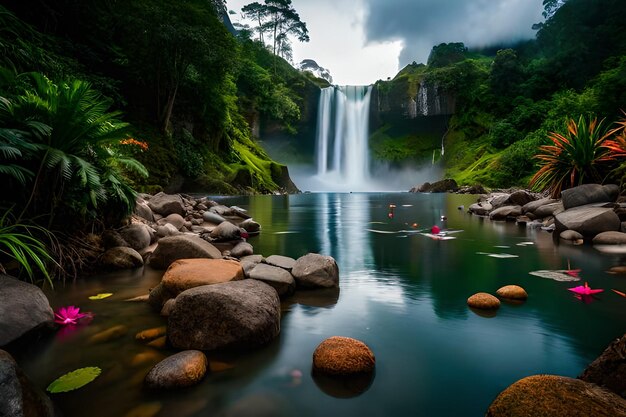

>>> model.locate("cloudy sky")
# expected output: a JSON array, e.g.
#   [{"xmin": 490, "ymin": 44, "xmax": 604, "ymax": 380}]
[{"xmin": 227, "ymin": 0, "xmax": 545, "ymax": 85}]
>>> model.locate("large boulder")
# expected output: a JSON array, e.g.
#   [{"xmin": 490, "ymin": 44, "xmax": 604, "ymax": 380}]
[
  {"xmin": 486, "ymin": 375, "xmax": 626, "ymax": 417},
  {"xmin": 522, "ymin": 197, "xmax": 558, "ymax": 214},
  {"xmin": 561, "ymin": 184, "xmax": 618, "ymax": 210},
  {"xmin": 508, "ymin": 190, "xmax": 536, "ymax": 206},
  {"xmin": 119, "ymin": 223, "xmax": 151, "ymax": 251},
  {"xmin": 533, "ymin": 202, "xmax": 564, "ymax": 219},
  {"xmin": 579, "ymin": 333, "xmax": 626, "ymax": 398},
  {"xmin": 555, "ymin": 206, "xmax": 621, "ymax": 237},
  {"xmin": 488, "ymin": 194, "xmax": 512, "ymax": 210},
  {"xmin": 100, "ymin": 247, "xmax": 144, "ymax": 270},
  {"xmin": 168, "ymin": 280, "xmax": 281, "ymax": 351},
  {"xmin": 248, "ymin": 263, "xmax": 295, "ymax": 297},
  {"xmin": 489, "ymin": 205, "xmax": 522, "ymax": 221},
  {"xmin": 149, "ymin": 235, "xmax": 221, "ymax": 269},
  {"xmin": 0, "ymin": 275, "xmax": 54, "ymax": 347},
  {"xmin": 144, "ymin": 350, "xmax": 207, "ymax": 390},
  {"xmin": 162, "ymin": 258, "xmax": 244, "ymax": 296},
  {"xmin": 291, "ymin": 253, "xmax": 339, "ymax": 289},
  {"xmin": 135, "ymin": 198, "xmax": 154, "ymax": 222},
  {"xmin": 148, "ymin": 192, "xmax": 185, "ymax": 216},
  {"xmin": 0, "ymin": 350, "xmax": 56, "ymax": 417}
]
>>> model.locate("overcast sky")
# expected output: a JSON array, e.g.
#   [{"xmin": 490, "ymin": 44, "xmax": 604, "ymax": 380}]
[{"xmin": 227, "ymin": 0, "xmax": 545, "ymax": 85}]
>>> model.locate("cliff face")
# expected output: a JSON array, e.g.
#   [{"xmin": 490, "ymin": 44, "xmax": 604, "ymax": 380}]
[{"xmin": 369, "ymin": 69, "xmax": 456, "ymax": 165}]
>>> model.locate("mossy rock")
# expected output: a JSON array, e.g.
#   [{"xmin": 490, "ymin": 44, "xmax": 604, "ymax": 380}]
[{"xmin": 486, "ymin": 375, "xmax": 626, "ymax": 417}]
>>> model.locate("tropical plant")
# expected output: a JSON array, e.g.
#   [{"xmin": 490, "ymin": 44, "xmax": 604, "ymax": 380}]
[
  {"xmin": 529, "ymin": 115, "xmax": 626, "ymax": 197},
  {"xmin": 0, "ymin": 209, "xmax": 55, "ymax": 287},
  {"xmin": 0, "ymin": 71, "xmax": 147, "ymax": 225}
]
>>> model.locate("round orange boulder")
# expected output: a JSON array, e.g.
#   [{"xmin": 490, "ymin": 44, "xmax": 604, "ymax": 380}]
[
  {"xmin": 496, "ymin": 285, "xmax": 528, "ymax": 300},
  {"xmin": 467, "ymin": 292, "xmax": 501, "ymax": 310},
  {"xmin": 313, "ymin": 336, "xmax": 375, "ymax": 376}
]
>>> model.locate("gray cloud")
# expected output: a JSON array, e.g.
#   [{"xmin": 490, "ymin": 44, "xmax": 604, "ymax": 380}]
[{"xmin": 363, "ymin": 0, "xmax": 544, "ymax": 66}]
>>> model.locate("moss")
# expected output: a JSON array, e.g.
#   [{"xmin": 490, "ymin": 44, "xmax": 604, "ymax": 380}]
[{"xmin": 370, "ymin": 124, "xmax": 441, "ymax": 163}]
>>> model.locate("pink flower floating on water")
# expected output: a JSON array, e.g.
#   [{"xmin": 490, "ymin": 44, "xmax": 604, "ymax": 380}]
[
  {"xmin": 54, "ymin": 306, "xmax": 91, "ymax": 326},
  {"xmin": 568, "ymin": 282, "xmax": 604, "ymax": 296}
]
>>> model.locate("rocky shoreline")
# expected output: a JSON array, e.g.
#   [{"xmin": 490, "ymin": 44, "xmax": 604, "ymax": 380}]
[{"xmin": 1, "ymin": 188, "xmax": 625, "ymax": 415}]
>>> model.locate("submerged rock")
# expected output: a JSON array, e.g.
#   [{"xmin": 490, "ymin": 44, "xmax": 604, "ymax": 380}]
[
  {"xmin": 144, "ymin": 350, "xmax": 208, "ymax": 390},
  {"xmin": 496, "ymin": 285, "xmax": 528, "ymax": 300},
  {"xmin": 467, "ymin": 293, "xmax": 500, "ymax": 310},
  {"xmin": 312, "ymin": 336, "xmax": 375, "ymax": 376},
  {"xmin": 486, "ymin": 375, "xmax": 626, "ymax": 417}
]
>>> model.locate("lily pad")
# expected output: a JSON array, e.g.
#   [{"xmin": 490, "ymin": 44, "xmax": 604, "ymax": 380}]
[
  {"xmin": 47, "ymin": 367, "xmax": 101, "ymax": 393},
  {"xmin": 529, "ymin": 270, "xmax": 581, "ymax": 282},
  {"xmin": 89, "ymin": 293, "xmax": 113, "ymax": 300}
]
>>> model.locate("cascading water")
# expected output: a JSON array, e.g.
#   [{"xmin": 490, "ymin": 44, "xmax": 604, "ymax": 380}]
[{"xmin": 314, "ymin": 85, "xmax": 372, "ymax": 191}]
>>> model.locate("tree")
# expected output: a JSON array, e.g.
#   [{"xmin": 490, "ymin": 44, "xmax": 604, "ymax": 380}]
[
  {"xmin": 427, "ymin": 43, "xmax": 468, "ymax": 68},
  {"xmin": 241, "ymin": 0, "xmax": 309, "ymax": 61},
  {"xmin": 242, "ymin": 2, "xmax": 269, "ymax": 45}
]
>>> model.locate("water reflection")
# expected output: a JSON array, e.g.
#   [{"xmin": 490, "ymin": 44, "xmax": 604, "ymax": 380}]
[{"xmin": 19, "ymin": 193, "xmax": 626, "ymax": 417}]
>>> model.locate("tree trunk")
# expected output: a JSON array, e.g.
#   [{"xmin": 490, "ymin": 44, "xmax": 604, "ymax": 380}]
[{"xmin": 162, "ymin": 83, "xmax": 178, "ymax": 133}]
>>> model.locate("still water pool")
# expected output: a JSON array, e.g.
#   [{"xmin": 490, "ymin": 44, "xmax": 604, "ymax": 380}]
[{"xmin": 15, "ymin": 193, "xmax": 626, "ymax": 416}]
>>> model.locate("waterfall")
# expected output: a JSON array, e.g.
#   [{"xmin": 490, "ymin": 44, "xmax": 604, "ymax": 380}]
[
  {"xmin": 418, "ymin": 80, "xmax": 429, "ymax": 116},
  {"xmin": 316, "ymin": 87, "xmax": 333, "ymax": 175},
  {"xmin": 314, "ymin": 85, "xmax": 373, "ymax": 191}
]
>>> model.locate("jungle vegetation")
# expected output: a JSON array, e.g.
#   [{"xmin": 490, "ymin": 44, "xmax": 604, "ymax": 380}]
[
  {"xmin": 373, "ymin": 0, "xmax": 626, "ymax": 191},
  {"xmin": 0, "ymin": 0, "xmax": 319, "ymax": 282}
]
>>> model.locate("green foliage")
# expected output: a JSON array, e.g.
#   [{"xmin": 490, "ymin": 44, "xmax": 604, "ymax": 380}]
[
  {"xmin": 0, "ymin": 71, "xmax": 147, "ymax": 226},
  {"xmin": 370, "ymin": 124, "xmax": 441, "ymax": 163},
  {"xmin": 489, "ymin": 121, "xmax": 522, "ymax": 149},
  {"xmin": 427, "ymin": 43, "xmax": 469, "ymax": 68},
  {"xmin": 174, "ymin": 129, "xmax": 205, "ymax": 178},
  {"xmin": 529, "ymin": 116, "xmax": 625, "ymax": 197},
  {"xmin": 0, "ymin": 210, "xmax": 54, "ymax": 287}
]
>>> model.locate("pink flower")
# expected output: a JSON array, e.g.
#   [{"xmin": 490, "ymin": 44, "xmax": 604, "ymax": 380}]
[
  {"xmin": 568, "ymin": 282, "xmax": 604, "ymax": 296},
  {"xmin": 54, "ymin": 306, "xmax": 89, "ymax": 326}
]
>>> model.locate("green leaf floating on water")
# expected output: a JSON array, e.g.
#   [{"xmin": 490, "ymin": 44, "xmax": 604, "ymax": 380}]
[
  {"xmin": 47, "ymin": 367, "xmax": 101, "ymax": 393},
  {"xmin": 89, "ymin": 293, "xmax": 113, "ymax": 300}
]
